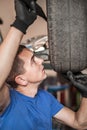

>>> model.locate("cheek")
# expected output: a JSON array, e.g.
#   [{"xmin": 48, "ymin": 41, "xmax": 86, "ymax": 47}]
[
  {"xmin": 26, "ymin": 68, "xmax": 41, "ymax": 81},
  {"xmin": 27, "ymin": 67, "xmax": 46, "ymax": 82}
]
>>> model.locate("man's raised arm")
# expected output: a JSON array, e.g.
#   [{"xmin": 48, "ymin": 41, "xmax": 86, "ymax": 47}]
[
  {"xmin": 0, "ymin": 0, "xmax": 37, "ymax": 88},
  {"xmin": 54, "ymin": 71, "xmax": 87, "ymax": 129}
]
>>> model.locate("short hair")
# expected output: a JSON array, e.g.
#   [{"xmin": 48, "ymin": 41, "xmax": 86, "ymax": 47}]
[{"xmin": 6, "ymin": 45, "xmax": 27, "ymax": 88}]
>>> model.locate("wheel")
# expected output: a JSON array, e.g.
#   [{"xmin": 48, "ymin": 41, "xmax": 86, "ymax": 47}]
[{"xmin": 46, "ymin": 0, "xmax": 87, "ymax": 73}]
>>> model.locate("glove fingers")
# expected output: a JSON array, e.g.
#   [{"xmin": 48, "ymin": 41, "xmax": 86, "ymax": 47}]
[
  {"xmin": 67, "ymin": 71, "xmax": 74, "ymax": 81},
  {"xmin": 36, "ymin": 3, "xmax": 47, "ymax": 21},
  {"xmin": 75, "ymin": 74, "xmax": 87, "ymax": 79},
  {"xmin": 29, "ymin": 0, "xmax": 36, "ymax": 13},
  {"xmin": 76, "ymin": 79, "xmax": 87, "ymax": 84},
  {"xmin": 74, "ymin": 74, "xmax": 87, "ymax": 85},
  {"xmin": 15, "ymin": 0, "xmax": 26, "ymax": 17},
  {"xmin": 67, "ymin": 71, "xmax": 87, "ymax": 92}
]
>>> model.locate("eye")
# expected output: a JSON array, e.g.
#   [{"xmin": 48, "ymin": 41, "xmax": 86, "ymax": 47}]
[
  {"xmin": 31, "ymin": 57, "xmax": 34, "ymax": 63},
  {"xmin": 33, "ymin": 56, "xmax": 35, "ymax": 62},
  {"xmin": 31, "ymin": 55, "xmax": 36, "ymax": 64}
]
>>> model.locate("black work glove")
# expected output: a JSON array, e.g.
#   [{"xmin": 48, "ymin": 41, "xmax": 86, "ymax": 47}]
[
  {"xmin": 22, "ymin": 0, "xmax": 37, "ymax": 10},
  {"xmin": 22, "ymin": 0, "xmax": 47, "ymax": 21},
  {"xmin": 67, "ymin": 71, "xmax": 87, "ymax": 98},
  {"xmin": 12, "ymin": 0, "xmax": 37, "ymax": 34}
]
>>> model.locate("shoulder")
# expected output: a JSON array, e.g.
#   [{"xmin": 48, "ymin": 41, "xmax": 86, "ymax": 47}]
[
  {"xmin": 38, "ymin": 89, "xmax": 59, "ymax": 103},
  {"xmin": 38, "ymin": 89, "xmax": 53, "ymax": 98},
  {"xmin": 38, "ymin": 89, "xmax": 64, "ymax": 116}
]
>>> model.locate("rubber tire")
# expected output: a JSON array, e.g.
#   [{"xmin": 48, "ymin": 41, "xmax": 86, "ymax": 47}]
[{"xmin": 46, "ymin": 0, "xmax": 87, "ymax": 73}]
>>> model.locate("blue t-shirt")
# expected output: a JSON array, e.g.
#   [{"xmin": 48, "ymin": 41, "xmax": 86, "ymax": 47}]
[{"xmin": 0, "ymin": 89, "xmax": 64, "ymax": 130}]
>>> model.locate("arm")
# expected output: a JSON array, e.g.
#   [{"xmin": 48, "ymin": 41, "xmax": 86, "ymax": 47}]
[
  {"xmin": 0, "ymin": 0, "xmax": 37, "ymax": 88},
  {"xmin": 0, "ymin": 27, "xmax": 23, "ymax": 88},
  {"xmin": 0, "ymin": 28, "xmax": 23, "ymax": 114},
  {"xmin": 54, "ymin": 98, "xmax": 87, "ymax": 129},
  {"xmin": 54, "ymin": 71, "xmax": 87, "ymax": 129},
  {"xmin": 0, "ymin": 0, "xmax": 36, "ymax": 113}
]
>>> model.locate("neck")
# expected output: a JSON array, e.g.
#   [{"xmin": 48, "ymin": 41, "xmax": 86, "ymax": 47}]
[{"xmin": 15, "ymin": 83, "xmax": 40, "ymax": 98}]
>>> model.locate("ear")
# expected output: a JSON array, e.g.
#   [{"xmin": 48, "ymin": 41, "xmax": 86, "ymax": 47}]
[{"xmin": 15, "ymin": 75, "xmax": 28, "ymax": 86}]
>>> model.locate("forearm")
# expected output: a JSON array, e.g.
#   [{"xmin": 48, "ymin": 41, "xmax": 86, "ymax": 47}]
[
  {"xmin": 75, "ymin": 97, "xmax": 87, "ymax": 129},
  {"xmin": 0, "ymin": 27, "xmax": 23, "ymax": 88}
]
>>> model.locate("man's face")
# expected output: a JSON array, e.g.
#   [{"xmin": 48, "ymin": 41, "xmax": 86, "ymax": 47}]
[{"xmin": 19, "ymin": 48, "xmax": 47, "ymax": 84}]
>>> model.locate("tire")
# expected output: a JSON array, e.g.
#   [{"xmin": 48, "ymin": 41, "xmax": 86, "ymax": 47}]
[{"xmin": 46, "ymin": 0, "xmax": 87, "ymax": 73}]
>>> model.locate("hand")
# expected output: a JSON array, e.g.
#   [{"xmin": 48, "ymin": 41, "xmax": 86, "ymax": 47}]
[
  {"xmin": 22, "ymin": 0, "xmax": 36, "ymax": 12},
  {"xmin": 12, "ymin": 0, "xmax": 37, "ymax": 34},
  {"xmin": 22, "ymin": 0, "xmax": 47, "ymax": 21},
  {"xmin": 67, "ymin": 71, "xmax": 87, "ymax": 98}
]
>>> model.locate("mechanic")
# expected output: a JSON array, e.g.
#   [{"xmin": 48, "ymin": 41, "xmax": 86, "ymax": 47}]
[{"xmin": 0, "ymin": 0, "xmax": 87, "ymax": 130}]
